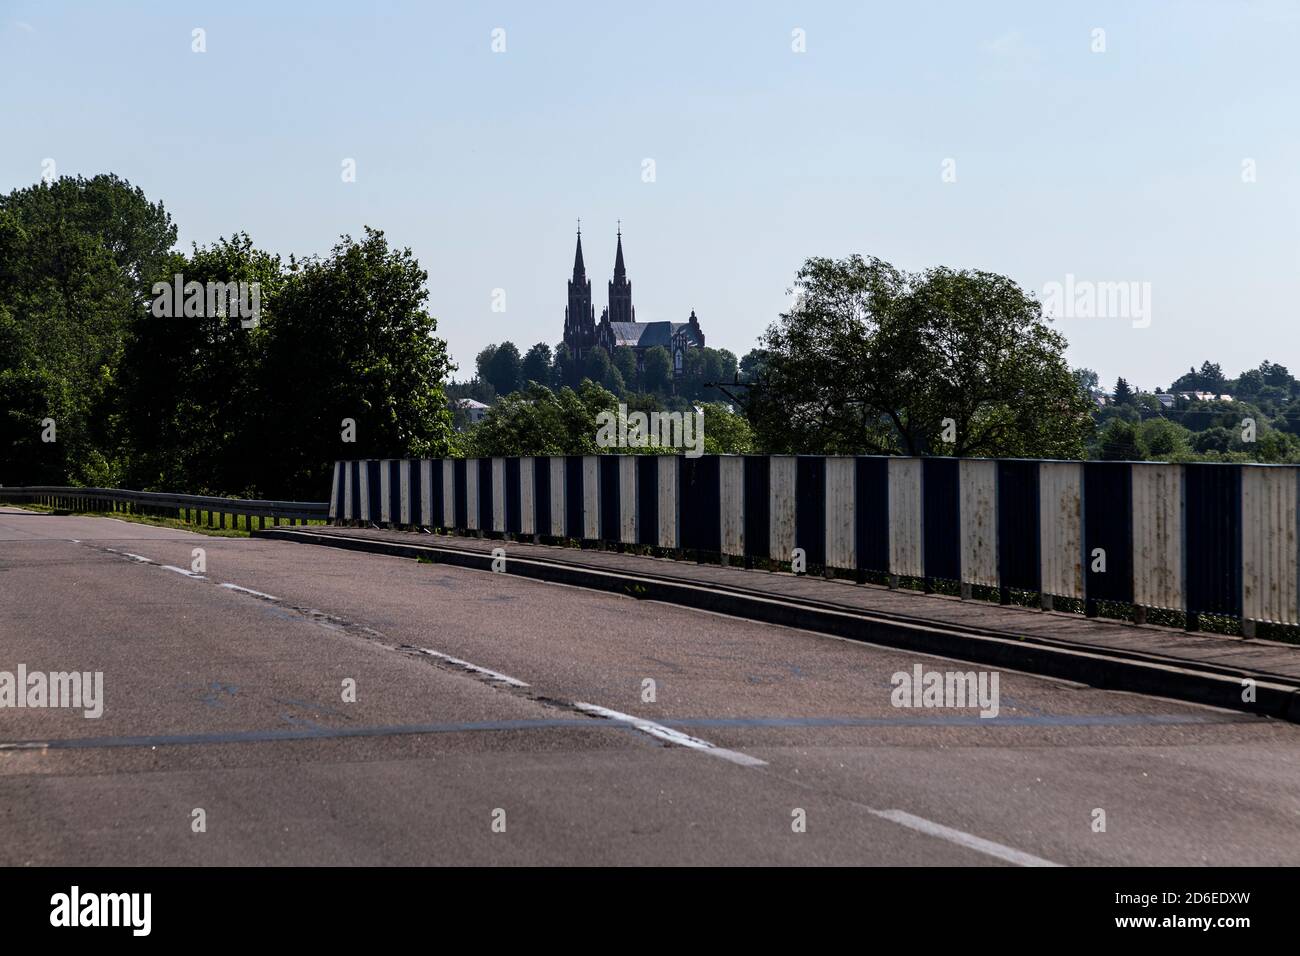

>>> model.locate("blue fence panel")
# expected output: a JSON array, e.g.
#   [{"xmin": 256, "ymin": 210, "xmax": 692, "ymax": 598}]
[
  {"xmin": 997, "ymin": 460, "xmax": 1041, "ymax": 593},
  {"xmin": 1083, "ymin": 462, "xmax": 1133, "ymax": 605},
  {"xmin": 681, "ymin": 455, "xmax": 721, "ymax": 554},
  {"xmin": 923, "ymin": 457, "xmax": 961, "ymax": 583},
  {"xmin": 795, "ymin": 456, "xmax": 826, "ymax": 567},
  {"xmin": 599, "ymin": 456, "xmax": 620, "ymax": 542},
  {"xmin": 855, "ymin": 457, "xmax": 890, "ymax": 575},
  {"xmin": 564, "ymin": 456, "xmax": 584, "ymax": 539},
  {"xmin": 1184, "ymin": 463, "xmax": 1243, "ymax": 619},
  {"xmin": 743, "ymin": 456, "xmax": 770, "ymax": 560}
]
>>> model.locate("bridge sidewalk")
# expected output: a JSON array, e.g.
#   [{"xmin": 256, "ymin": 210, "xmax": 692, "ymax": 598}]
[{"xmin": 276, "ymin": 525, "xmax": 1300, "ymax": 688}]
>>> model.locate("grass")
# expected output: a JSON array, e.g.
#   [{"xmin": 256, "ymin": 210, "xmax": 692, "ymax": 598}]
[{"xmin": 6, "ymin": 501, "xmax": 328, "ymax": 539}]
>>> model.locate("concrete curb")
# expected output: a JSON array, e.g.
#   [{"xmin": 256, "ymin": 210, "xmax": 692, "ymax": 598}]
[{"xmin": 254, "ymin": 527, "xmax": 1300, "ymax": 725}]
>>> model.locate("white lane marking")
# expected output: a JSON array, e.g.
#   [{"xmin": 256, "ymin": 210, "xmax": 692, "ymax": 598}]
[
  {"xmin": 102, "ymin": 547, "xmax": 154, "ymax": 563},
  {"xmin": 868, "ymin": 809, "xmax": 1063, "ymax": 868},
  {"xmin": 162, "ymin": 565, "xmax": 205, "ymax": 578},
  {"xmin": 416, "ymin": 648, "xmax": 530, "ymax": 687},
  {"xmin": 219, "ymin": 582, "xmax": 281, "ymax": 601},
  {"xmin": 572, "ymin": 701, "xmax": 768, "ymax": 767}
]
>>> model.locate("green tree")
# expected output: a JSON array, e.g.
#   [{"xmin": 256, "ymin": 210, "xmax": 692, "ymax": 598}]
[
  {"xmin": 701, "ymin": 402, "xmax": 754, "ymax": 454},
  {"xmin": 0, "ymin": 174, "xmax": 177, "ymax": 484},
  {"xmin": 1097, "ymin": 419, "xmax": 1143, "ymax": 460},
  {"xmin": 583, "ymin": 345, "xmax": 612, "ymax": 387},
  {"xmin": 1137, "ymin": 418, "xmax": 1189, "ymax": 460},
  {"xmin": 1072, "ymin": 367, "xmax": 1100, "ymax": 394},
  {"xmin": 260, "ymin": 228, "xmax": 456, "ymax": 498},
  {"xmin": 746, "ymin": 255, "xmax": 1092, "ymax": 457},
  {"xmin": 1199, "ymin": 361, "xmax": 1226, "ymax": 392},
  {"xmin": 520, "ymin": 342, "xmax": 553, "ymax": 389},
  {"xmin": 612, "ymin": 345, "xmax": 638, "ymax": 391},
  {"xmin": 467, "ymin": 381, "xmax": 617, "ymax": 456},
  {"xmin": 739, "ymin": 348, "xmax": 768, "ymax": 382},
  {"xmin": 552, "ymin": 343, "xmax": 581, "ymax": 389},
  {"xmin": 642, "ymin": 345, "xmax": 672, "ymax": 395},
  {"xmin": 117, "ymin": 233, "xmax": 282, "ymax": 494},
  {"xmin": 1112, "ymin": 377, "xmax": 1134, "ymax": 406},
  {"xmin": 484, "ymin": 341, "xmax": 521, "ymax": 397},
  {"xmin": 1260, "ymin": 360, "xmax": 1291, "ymax": 389}
]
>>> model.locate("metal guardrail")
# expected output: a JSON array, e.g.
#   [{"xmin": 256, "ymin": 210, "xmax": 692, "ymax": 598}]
[{"xmin": 0, "ymin": 485, "xmax": 328, "ymax": 530}]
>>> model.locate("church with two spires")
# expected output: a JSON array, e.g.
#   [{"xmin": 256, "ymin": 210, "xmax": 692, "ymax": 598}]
[{"xmin": 562, "ymin": 225, "xmax": 705, "ymax": 377}]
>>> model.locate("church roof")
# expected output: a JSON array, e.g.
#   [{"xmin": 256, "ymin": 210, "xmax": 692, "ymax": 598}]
[{"xmin": 608, "ymin": 321, "xmax": 701, "ymax": 349}]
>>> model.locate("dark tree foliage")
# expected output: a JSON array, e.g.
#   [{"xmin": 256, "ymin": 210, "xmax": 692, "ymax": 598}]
[
  {"xmin": 1, "ymin": 175, "xmax": 456, "ymax": 498},
  {"xmin": 0, "ymin": 175, "xmax": 176, "ymax": 484},
  {"xmin": 520, "ymin": 342, "xmax": 553, "ymax": 388},
  {"xmin": 259, "ymin": 228, "xmax": 457, "ymax": 498},
  {"xmin": 745, "ymin": 255, "xmax": 1093, "ymax": 458}
]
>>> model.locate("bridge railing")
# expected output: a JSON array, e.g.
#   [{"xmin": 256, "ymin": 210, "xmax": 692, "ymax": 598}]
[
  {"xmin": 0, "ymin": 485, "xmax": 328, "ymax": 530},
  {"xmin": 329, "ymin": 455, "xmax": 1300, "ymax": 638}
]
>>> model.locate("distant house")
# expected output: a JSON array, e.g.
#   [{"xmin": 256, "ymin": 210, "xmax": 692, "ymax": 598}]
[
  {"xmin": 452, "ymin": 398, "xmax": 489, "ymax": 430},
  {"xmin": 1155, "ymin": 393, "xmax": 1175, "ymax": 408},
  {"xmin": 1089, "ymin": 390, "xmax": 1109, "ymax": 407},
  {"xmin": 1176, "ymin": 391, "xmax": 1233, "ymax": 403}
]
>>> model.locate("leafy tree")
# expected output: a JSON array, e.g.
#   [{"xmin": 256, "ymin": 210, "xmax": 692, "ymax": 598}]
[
  {"xmin": 1097, "ymin": 419, "xmax": 1143, "ymax": 460},
  {"xmin": 701, "ymin": 402, "xmax": 753, "ymax": 454},
  {"xmin": 1112, "ymin": 377, "xmax": 1134, "ymax": 406},
  {"xmin": 1192, "ymin": 426, "xmax": 1234, "ymax": 455},
  {"xmin": 552, "ymin": 343, "xmax": 581, "ymax": 389},
  {"xmin": 746, "ymin": 255, "xmax": 1092, "ymax": 457},
  {"xmin": 1198, "ymin": 361, "xmax": 1226, "ymax": 392},
  {"xmin": 602, "ymin": 364, "xmax": 625, "ymax": 396},
  {"xmin": 117, "ymin": 233, "xmax": 282, "ymax": 495},
  {"xmin": 642, "ymin": 346, "xmax": 672, "ymax": 395},
  {"xmin": 1072, "ymin": 367, "xmax": 1100, "ymax": 394},
  {"xmin": 680, "ymin": 346, "xmax": 727, "ymax": 401},
  {"xmin": 0, "ymin": 174, "xmax": 176, "ymax": 484},
  {"xmin": 1137, "ymin": 418, "xmax": 1189, "ymax": 460},
  {"xmin": 612, "ymin": 345, "xmax": 638, "ymax": 391},
  {"xmin": 466, "ymin": 381, "xmax": 617, "ymax": 456},
  {"xmin": 259, "ymin": 228, "xmax": 456, "ymax": 497},
  {"xmin": 482, "ymin": 341, "xmax": 521, "ymax": 397},
  {"xmin": 583, "ymin": 345, "xmax": 612, "ymax": 388},
  {"xmin": 1234, "ymin": 368, "xmax": 1264, "ymax": 398},
  {"xmin": 739, "ymin": 348, "xmax": 769, "ymax": 382},
  {"xmin": 1260, "ymin": 360, "xmax": 1291, "ymax": 388},
  {"xmin": 520, "ymin": 342, "xmax": 553, "ymax": 389},
  {"xmin": 475, "ymin": 344, "xmax": 497, "ymax": 384}
]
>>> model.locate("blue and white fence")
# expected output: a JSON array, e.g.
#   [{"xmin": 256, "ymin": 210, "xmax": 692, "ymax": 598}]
[{"xmin": 329, "ymin": 456, "xmax": 1300, "ymax": 633}]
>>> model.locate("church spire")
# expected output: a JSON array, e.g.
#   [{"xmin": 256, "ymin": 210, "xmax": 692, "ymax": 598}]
[
  {"xmin": 564, "ymin": 220, "xmax": 596, "ymax": 358},
  {"xmin": 572, "ymin": 222, "xmax": 586, "ymax": 278},
  {"xmin": 607, "ymin": 223, "xmax": 634, "ymax": 324}
]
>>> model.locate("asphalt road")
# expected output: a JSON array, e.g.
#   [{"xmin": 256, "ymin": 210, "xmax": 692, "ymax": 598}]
[{"xmin": 2, "ymin": 506, "xmax": 1298, "ymax": 866}]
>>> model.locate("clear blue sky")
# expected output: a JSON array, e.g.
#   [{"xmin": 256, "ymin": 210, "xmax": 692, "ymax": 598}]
[{"xmin": 3, "ymin": 1, "xmax": 1298, "ymax": 390}]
